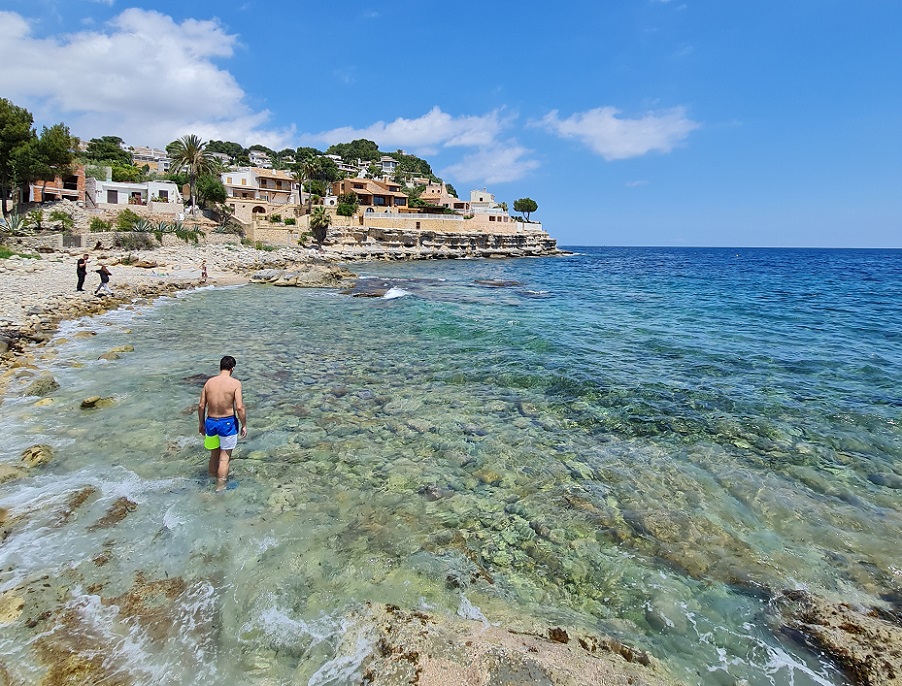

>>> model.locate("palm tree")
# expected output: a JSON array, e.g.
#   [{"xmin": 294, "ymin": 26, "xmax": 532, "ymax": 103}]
[
  {"xmin": 291, "ymin": 156, "xmax": 318, "ymax": 214},
  {"xmin": 169, "ymin": 134, "xmax": 216, "ymax": 214},
  {"xmin": 309, "ymin": 206, "xmax": 331, "ymax": 249}
]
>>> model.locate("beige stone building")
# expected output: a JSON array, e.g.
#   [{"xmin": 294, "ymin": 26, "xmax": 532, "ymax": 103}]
[{"xmin": 222, "ymin": 168, "xmax": 300, "ymax": 223}]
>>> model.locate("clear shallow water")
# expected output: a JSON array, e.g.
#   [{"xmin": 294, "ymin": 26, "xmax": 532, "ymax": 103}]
[{"xmin": 2, "ymin": 247, "xmax": 902, "ymax": 684}]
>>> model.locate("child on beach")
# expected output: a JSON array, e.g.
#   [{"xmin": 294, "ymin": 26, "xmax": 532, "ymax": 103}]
[{"xmin": 94, "ymin": 264, "xmax": 112, "ymax": 296}]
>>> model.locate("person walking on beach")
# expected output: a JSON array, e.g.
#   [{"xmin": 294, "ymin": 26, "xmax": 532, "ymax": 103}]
[
  {"xmin": 198, "ymin": 355, "xmax": 247, "ymax": 490},
  {"xmin": 76, "ymin": 254, "xmax": 89, "ymax": 291},
  {"xmin": 94, "ymin": 264, "xmax": 112, "ymax": 296},
  {"xmin": 200, "ymin": 259, "xmax": 208, "ymax": 283}
]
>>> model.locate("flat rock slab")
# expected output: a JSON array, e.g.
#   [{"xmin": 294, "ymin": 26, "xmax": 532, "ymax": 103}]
[{"xmin": 779, "ymin": 589, "xmax": 902, "ymax": 685}]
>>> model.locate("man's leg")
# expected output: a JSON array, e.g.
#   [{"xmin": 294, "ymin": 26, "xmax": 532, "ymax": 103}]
[
  {"xmin": 215, "ymin": 449, "xmax": 233, "ymax": 490},
  {"xmin": 208, "ymin": 449, "xmax": 220, "ymax": 477}
]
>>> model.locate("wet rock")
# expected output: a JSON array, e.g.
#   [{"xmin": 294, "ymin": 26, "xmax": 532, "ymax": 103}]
[
  {"xmin": 87, "ymin": 497, "xmax": 137, "ymax": 530},
  {"xmin": 867, "ymin": 472, "xmax": 902, "ymax": 489},
  {"xmin": 0, "ymin": 591, "xmax": 25, "ymax": 625},
  {"xmin": 474, "ymin": 279, "xmax": 522, "ymax": 287},
  {"xmin": 0, "ymin": 465, "xmax": 26, "ymax": 483},
  {"xmin": 97, "ymin": 352, "xmax": 120, "ymax": 361},
  {"xmin": 343, "ymin": 603, "xmax": 672, "ymax": 686},
  {"xmin": 81, "ymin": 396, "xmax": 114, "ymax": 409},
  {"xmin": 778, "ymin": 589, "xmax": 902, "ymax": 685},
  {"xmin": 23, "ymin": 373, "xmax": 59, "ymax": 396},
  {"xmin": 21, "ymin": 444, "xmax": 53, "ymax": 468}
]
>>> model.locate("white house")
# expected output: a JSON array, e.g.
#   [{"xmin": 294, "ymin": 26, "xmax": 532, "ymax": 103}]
[
  {"xmin": 248, "ymin": 150, "xmax": 273, "ymax": 168},
  {"xmin": 469, "ymin": 188, "xmax": 506, "ymax": 215},
  {"xmin": 90, "ymin": 179, "xmax": 182, "ymax": 206}
]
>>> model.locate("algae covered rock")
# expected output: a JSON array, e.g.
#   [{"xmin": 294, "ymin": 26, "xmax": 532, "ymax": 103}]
[
  {"xmin": 21, "ymin": 444, "xmax": 53, "ymax": 468},
  {"xmin": 23, "ymin": 373, "xmax": 59, "ymax": 397}
]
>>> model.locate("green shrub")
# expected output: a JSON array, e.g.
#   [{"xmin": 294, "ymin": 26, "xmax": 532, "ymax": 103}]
[
  {"xmin": 298, "ymin": 231, "xmax": 312, "ymax": 247},
  {"xmin": 89, "ymin": 217, "xmax": 112, "ymax": 232},
  {"xmin": 284, "ymin": 217, "xmax": 296, "ymax": 226},
  {"xmin": 269, "ymin": 214, "xmax": 282, "ymax": 223},
  {"xmin": 24, "ymin": 210, "xmax": 43, "ymax": 231},
  {"xmin": 114, "ymin": 232, "xmax": 156, "ymax": 251},
  {"xmin": 336, "ymin": 203, "xmax": 356, "ymax": 217},
  {"xmin": 254, "ymin": 241, "xmax": 278, "ymax": 252},
  {"xmin": 115, "ymin": 208, "xmax": 142, "ymax": 231},
  {"xmin": 48, "ymin": 209, "xmax": 74, "ymax": 231},
  {"xmin": 0, "ymin": 247, "xmax": 38, "ymax": 259}
]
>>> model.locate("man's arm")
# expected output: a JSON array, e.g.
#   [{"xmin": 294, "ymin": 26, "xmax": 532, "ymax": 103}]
[
  {"xmin": 198, "ymin": 384, "xmax": 207, "ymax": 435},
  {"xmin": 235, "ymin": 383, "xmax": 247, "ymax": 437}
]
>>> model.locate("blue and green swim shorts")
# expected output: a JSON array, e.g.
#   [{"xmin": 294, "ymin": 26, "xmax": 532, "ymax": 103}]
[{"xmin": 204, "ymin": 415, "xmax": 239, "ymax": 450}]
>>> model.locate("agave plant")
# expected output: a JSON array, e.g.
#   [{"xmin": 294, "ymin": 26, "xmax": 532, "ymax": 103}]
[
  {"xmin": 0, "ymin": 214, "xmax": 34, "ymax": 237},
  {"xmin": 156, "ymin": 221, "xmax": 172, "ymax": 234},
  {"xmin": 168, "ymin": 221, "xmax": 185, "ymax": 234},
  {"xmin": 132, "ymin": 218, "xmax": 155, "ymax": 233}
]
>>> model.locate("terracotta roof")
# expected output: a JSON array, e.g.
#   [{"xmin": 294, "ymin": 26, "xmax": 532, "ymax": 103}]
[{"xmin": 252, "ymin": 168, "xmax": 294, "ymax": 181}]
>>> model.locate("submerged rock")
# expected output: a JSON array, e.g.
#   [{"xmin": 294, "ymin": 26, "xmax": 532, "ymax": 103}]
[
  {"xmin": 0, "ymin": 464, "xmax": 27, "ymax": 483},
  {"xmin": 21, "ymin": 444, "xmax": 53, "ymax": 468},
  {"xmin": 87, "ymin": 497, "xmax": 137, "ymax": 530},
  {"xmin": 23, "ymin": 373, "xmax": 59, "ymax": 397}
]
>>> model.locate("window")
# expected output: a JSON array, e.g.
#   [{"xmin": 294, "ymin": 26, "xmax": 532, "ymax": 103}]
[
  {"xmin": 226, "ymin": 177, "xmax": 232, "ymax": 184},
  {"xmin": 241, "ymin": 179, "xmax": 246, "ymax": 185}
]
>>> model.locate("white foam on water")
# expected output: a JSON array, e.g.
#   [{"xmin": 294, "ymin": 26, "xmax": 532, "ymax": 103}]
[
  {"xmin": 162, "ymin": 504, "xmax": 185, "ymax": 530},
  {"xmin": 0, "ymin": 467, "xmax": 188, "ymax": 589},
  {"xmin": 382, "ymin": 287, "xmax": 411, "ymax": 299},
  {"xmin": 457, "ymin": 594, "xmax": 490, "ymax": 627},
  {"xmin": 41, "ymin": 582, "xmax": 222, "ymax": 686},
  {"xmin": 307, "ymin": 629, "xmax": 373, "ymax": 686}
]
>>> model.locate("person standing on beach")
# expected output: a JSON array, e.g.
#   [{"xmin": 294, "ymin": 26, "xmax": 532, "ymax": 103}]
[
  {"xmin": 200, "ymin": 259, "xmax": 208, "ymax": 283},
  {"xmin": 76, "ymin": 254, "xmax": 89, "ymax": 291},
  {"xmin": 198, "ymin": 355, "xmax": 247, "ymax": 490},
  {"xmin": 94, "ymin": 264, "xmax": 112, "ymax": 296}
]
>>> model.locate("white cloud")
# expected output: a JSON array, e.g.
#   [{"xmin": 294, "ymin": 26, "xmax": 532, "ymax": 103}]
[
  {"xmin": 538, "ymin": 106, "xmax": 700, "ymax": 160},
  {"xmin": 0, "ymin": 9, "xmax": 291, "ymax": 148},
  {"xmin": 441, "ymin": 143, "xmax": 540, "ymax": 185},
  {"xmin": 303, "ymin": 106, "xmax": 506, "ymax": 155}
]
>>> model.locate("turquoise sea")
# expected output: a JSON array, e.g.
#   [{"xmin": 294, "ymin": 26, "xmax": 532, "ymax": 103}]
[{"xmin": 2, "ymin": 247, "xmax": 902, "ymax": 684}]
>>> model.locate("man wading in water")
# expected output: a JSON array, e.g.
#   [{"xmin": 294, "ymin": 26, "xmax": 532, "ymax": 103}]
[{"xmin": 198, "ymin": 355, "xmax": 247, "ymax": 490}]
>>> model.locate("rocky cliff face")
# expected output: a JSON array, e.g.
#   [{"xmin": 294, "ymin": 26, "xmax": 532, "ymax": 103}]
[{"xmin": 321, "ymin": 225, "xmax": 561, "ymax": 260}]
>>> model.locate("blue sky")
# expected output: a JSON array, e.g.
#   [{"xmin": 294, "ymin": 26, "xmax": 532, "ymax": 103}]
[{"xmin": 1, "ymin": 0, "xmax": 899, "ymax": 247}]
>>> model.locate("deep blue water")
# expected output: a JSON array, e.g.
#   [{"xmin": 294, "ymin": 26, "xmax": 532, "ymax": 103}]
[{"xmin": 2, "ymin": 246, "xmax": 901, "ymax": 685}]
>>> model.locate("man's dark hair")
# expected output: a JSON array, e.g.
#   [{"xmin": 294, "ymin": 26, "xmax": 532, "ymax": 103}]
[{"xmin": 220, "ymin": 355, "xmax": 237, "ymax": 371}]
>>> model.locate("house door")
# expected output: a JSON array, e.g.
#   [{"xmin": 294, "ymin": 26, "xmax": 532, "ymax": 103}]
[{"xmin": 107, "ymin": 190, "xmax": 118, "ymax": 204}]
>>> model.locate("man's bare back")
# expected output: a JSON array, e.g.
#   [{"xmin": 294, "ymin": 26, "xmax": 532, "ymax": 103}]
[{"xmin": 201, "ymin": 373, "xmax": 244, "ymax": 418}]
